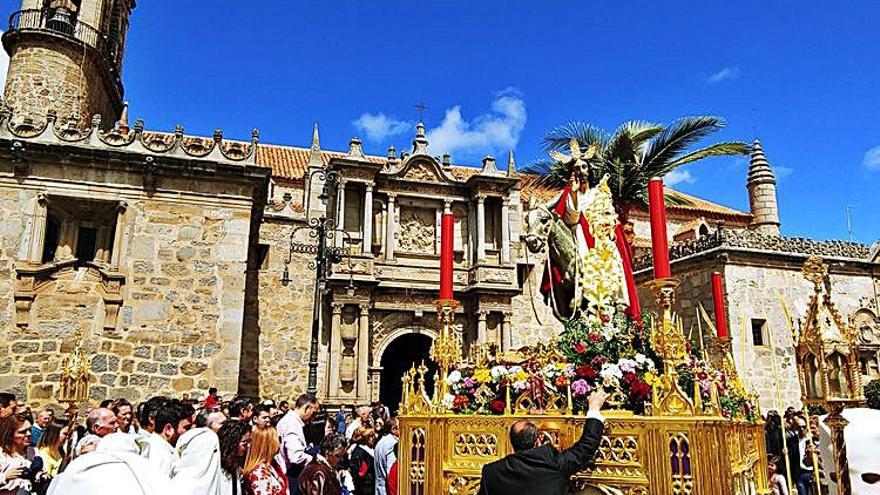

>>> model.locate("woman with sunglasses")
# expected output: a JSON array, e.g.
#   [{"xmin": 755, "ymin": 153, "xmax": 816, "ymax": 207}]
[{"xmin": 0, "ymin": 414, "xmax": 47, "ymax": 494}]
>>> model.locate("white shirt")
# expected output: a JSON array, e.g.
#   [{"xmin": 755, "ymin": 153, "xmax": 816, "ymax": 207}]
[
  {"xmin": 144, "ymin": 432, "xmax": 178, "ymax": 478},
  {"xmin": 345, "ymin": 418, "xmax": 362, "ymax": 441},
  {"xmin": 798, "ymin": 437, "xmax": 813, "ymax": 471},
  {"xmin": 373, "ymin": 434, "xmax": 398, "ymax": 495},
  {"xmin": 276, "ymin": 410, "xmax": 311, "ymax": 474}
]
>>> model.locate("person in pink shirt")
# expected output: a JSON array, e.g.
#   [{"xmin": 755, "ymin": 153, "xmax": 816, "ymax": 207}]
[{"xmin": 275, "ymin": 394, "xmax": 320, "ymax": 495}]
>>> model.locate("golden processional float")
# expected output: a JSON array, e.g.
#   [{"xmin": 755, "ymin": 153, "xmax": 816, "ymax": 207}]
[{"xmin": 397, "ymin": 155, "xmax": 770, "ymax": 495}]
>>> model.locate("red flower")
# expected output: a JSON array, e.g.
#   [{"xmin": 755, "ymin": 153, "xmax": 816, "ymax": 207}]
[
  {"xmin": 489, "ymin": 399, "xmax": 506, "ymax": 414},
  {"xmin": 599, "ymin": 313, "xmax": 611, "ymax": 323},
  {"xmin": 588, "ymin": 333, "xmax": 602, "ymax": 343},
  {"xmin": 555, "ymin": 375, "xmax": 569, "ymax": 388},
  {"xmin": 452, "ymin": 394, "xmax": 470, "ymax": 411},
  {"xmin": 697, "ymin": 371, "xmax": 708, "ymax": 381},
  {"xmin": 575, "ymin": 365, "xmax": 597, "ymax": 380},
  {"xmin": 622, "ymin": 372, "xmax": 637, "ymax": 386},
  {"xmin": 574, "ymin": 343, "xmax": 587, "ymax": 354},
  {"xmin": 629, "ymin": 381, "xmax": 651, "ymax": 402},
  {"xmin": 591, "ymin": 356, "xmax": 607, "ymax": 367}
]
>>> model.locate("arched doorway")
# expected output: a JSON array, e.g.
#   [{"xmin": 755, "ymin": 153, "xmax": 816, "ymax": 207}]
[{"xmin": 380, "ymin": 333, "xmax": 437, "ymax": 412}]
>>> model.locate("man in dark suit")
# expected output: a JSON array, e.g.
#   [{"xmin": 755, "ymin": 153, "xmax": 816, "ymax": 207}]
[{"xmin": 478, "ymin": 391, "xmax": 608, "ymax": 495}]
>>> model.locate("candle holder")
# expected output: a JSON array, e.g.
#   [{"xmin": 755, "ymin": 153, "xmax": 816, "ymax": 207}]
[
  {"xmin": 431, "ymin": 298, "xmax": 461, "ymax": 410},
  {"xmin": 647, "ymin": 277, "xmax": 701, "ymax": 417}
]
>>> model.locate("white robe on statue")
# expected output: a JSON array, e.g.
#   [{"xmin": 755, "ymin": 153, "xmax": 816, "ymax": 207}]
[
  {"xmin": 172, "ymin": 427, "xmax": 223, "ymax": 495},
  {"xmin": 47, "ymin": 433, "xmax": 174, "ymax": 495}
]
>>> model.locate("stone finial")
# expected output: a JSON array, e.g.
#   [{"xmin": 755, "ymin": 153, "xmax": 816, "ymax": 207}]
[
  {"xmin": 308, "ymin": 122, "xmax": 323, "ymax": 168},
  {"xmin": 387, "ymin": 144, "xmax": 396, "ymax": 160},
  {"xmin": 507, "ymin": 150, "xmax": 517, "ymax": 177},
  {"xmin": 481, "ymin": 155, "xmax": 498, "ymax": 174},
  {"xmin": 442, "ymin": 153, "xmax": 451, "ymax": 168},
  {"xmin": 348, "ymin": 136, "xmax": 365, "ymax": 158},
  {"xmin": 747, "ymin": 138, "xmax": 781, "ymax": 236},
  {"xmin": 412, "ymin": 122, "xmax": 429, "ymax": 155},
  {"xmin": 117, "ymin": 101, "xmax": 129, "ymax": 133}
]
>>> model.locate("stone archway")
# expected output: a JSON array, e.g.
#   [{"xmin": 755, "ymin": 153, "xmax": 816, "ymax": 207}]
[{"xmin": 374, "ymin": 327, "xmax": 437, "ymax": 412}]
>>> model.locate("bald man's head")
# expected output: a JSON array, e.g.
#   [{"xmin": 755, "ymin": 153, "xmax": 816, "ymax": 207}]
[{"xmin": 510, "ymin": 419, "xmax": 539, "ymax": 452}]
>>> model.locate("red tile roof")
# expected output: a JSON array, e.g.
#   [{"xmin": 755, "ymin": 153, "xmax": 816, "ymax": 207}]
[{"xmin": 256, "ymin": 143, "xmax": 751, "ymax": 221}]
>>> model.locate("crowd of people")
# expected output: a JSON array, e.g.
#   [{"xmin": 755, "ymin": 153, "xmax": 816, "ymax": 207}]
[
  {"xmin": 764, "ymin": 407, "xmax": 823, "ymax": 495},
  {"xmin": 0, "ymin": 390, "xmax": 400, "ymax": 495}
]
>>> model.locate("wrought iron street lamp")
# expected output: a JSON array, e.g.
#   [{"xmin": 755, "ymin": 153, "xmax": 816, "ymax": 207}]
[{"xmin": 281, "ymin": 170, "xmax": 355, "ymax": 395}]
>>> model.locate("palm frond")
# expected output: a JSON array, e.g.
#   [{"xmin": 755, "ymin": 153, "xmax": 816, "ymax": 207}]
[
  {"xmin": 521, "ymin": 159, "xmax": 569, "ymax": 189},
  {"xmin": 603, "ymin": 121, "xmax": 661, "ymax": 166},
  {"xmin": 641, "ymin": 116, "xmax": 726, "ymax": 173},
  {"xmin": 666, "ymin": 141, "xmax": 750, "ymax": 168},
  {"xmin": 541, "ymin": 122, "xmax": 607, "ymax": 152}
]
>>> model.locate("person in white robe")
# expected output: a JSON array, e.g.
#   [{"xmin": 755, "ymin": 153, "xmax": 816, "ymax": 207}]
[
  {"xmin": 46, "ymin": 432, "xmax": 174, "ymax": 495},
  {"xmin": 172, "ymin": 427, "xmax": 223, "ymax": 495}
]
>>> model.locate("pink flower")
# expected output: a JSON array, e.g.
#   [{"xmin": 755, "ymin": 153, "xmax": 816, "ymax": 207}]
[{"xmin": 571, "ymin": 379, "xmax": 591, "ymax": 398}]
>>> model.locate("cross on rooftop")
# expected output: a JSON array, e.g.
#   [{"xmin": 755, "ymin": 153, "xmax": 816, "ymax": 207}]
[{"xmin": 414, "ymin": 99, "xmax": 429, "ymax": 122}]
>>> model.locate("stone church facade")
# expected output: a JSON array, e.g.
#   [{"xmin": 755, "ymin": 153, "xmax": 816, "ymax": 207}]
[{"xmin": 1, "ymin": 0, "xmax": 878, "ymax": 411}]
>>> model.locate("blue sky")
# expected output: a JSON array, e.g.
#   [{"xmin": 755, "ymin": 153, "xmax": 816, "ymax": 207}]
[{"xmin": 3, "ymin": 1, "xmax": 879, "ymax": 242}]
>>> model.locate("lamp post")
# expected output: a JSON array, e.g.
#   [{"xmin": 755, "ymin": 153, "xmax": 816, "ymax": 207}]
[{"xmin": 282, "ymin": 170, "xmax": 354, "ymax": 395}]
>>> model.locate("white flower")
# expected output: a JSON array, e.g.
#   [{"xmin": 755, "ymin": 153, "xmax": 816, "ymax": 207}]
[
  {"xmin": 490, "ymin": 365, "xmax": 508, "ymax": 381},
  {"xmin": 512, "ymin": 380, "xmax": 529, "ymax": 392},
  {"xmin": 600, "ymin": 363, "xmax": 622, "ymax": 387},
  {"xmin": 618, "ymin": 359, "xmax": 637, "ymax": 374},
  {"xmin": 635, "ymin": 353, "xmax": 646, "ymax": 365},
  {"xmin": 445, "ymin": 370, "xmax": 462, "ymax": 385},
  {"xmin": 442, "ymin": 393, "xmax": 455, "ymax": 409}
]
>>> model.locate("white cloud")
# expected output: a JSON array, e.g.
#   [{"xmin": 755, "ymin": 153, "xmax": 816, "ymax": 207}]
[
  {"xmin": 426, "ymin": 89, "xmax": 526, "ymax": 160},
  {"xmin": 352, "ymin": 113, "xmax": 412, "ymax": 143},
  {"xmin": 864, "ymin": 146, "xmax": 880, "ymax": 170},
  {"xmin": 774, "ymin": 165, "xmax": 794, "ymax": 178},
  {"xmin": 0, "ymin": 30, "xmax": 7, "ymax": 93},
  {"xmin": 664, "ymin": 169, "xmax": 695, "ymax": 186},
  {"xmin": 706, "ymin": 67, "xmax": 740, "ymax": 84}
]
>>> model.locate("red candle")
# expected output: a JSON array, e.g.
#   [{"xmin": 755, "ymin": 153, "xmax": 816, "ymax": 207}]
[
  {"xmin": 712, "ymin": 272, "xmax": 729, "ymax": 339},
  {"xmin": 439, "ymin": 204, "xmax": 454, "ymax": 300},
  {"xmin": 648, "ymin": 177, "xmax": 671, "ymax": 279}
]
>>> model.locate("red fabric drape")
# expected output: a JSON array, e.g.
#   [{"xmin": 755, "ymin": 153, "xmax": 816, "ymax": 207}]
[{"xmin": 539, "ymin": 187, "xmax": 642, "ymax": 323}]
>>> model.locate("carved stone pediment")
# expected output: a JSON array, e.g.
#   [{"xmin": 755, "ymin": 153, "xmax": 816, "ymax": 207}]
[{"xmin": 390, "ymin": 157, "xmax": 454, "ymax": 184}]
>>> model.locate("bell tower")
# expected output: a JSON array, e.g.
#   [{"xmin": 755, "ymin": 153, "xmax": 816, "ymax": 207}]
[{"xmin": 1, "ymin": 0, "xmax": 135, "ymax": 127}]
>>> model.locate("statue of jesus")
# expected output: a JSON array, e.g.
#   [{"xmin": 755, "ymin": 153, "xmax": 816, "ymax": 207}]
[{"xmin": 543, "ymin": 139, "xmax": 641, "ymax": 321}]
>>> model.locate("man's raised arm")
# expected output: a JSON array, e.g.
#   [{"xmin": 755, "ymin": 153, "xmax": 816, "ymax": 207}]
[{"xmin": 555, "ymin": 390, "xmax": 607, "ymax": 478}]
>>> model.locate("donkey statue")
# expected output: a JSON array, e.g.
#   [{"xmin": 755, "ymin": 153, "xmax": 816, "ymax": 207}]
[{"xmin": 523, "ymin": 195, "xmax": 581, "ymax": 320}]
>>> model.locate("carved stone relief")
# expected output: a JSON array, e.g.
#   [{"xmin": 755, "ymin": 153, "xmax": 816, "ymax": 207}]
[{"xmin": 397, "ymin": 207, "xmax": 436, "ymax": 255}]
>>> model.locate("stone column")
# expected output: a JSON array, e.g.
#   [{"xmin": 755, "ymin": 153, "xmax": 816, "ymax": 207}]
[
  {"xmin": 357, "ymin": 303, "xmax": 370, "ymax": 399},
  {"xmin": 109, "ymin": 202, "xmax": 128, "ymax": 271},
  {"xmin": 385, "ymin": 193, "xmax": 396, "ymax": 261},
  {"xmin": 55, "ymin": 215, "xmax": 78, "ymax": 261},
  {"xmin": 477, "ymin": 310, "xmax": 488, "ymax": 343},
  {"xmin": 95, "ymin": 225, "xmax": 112, "ymax": 264},
  {"xmin": 501, "ymin": 198, "xmax": 511, "ymax": 264},
  {"xmin": 362, "ymin": 184, "xmax": 373, "ymax": 255},
  {"xmin": 476, "ymin": 193, "xmax": 486, "ymax": 263},
  {"xmin": 328, "ymin": 303, "xmax": 344, "ymax": 397},
  {"xmin": 502, "ymin": 312, "xmax": 513, "ymax": 351},
  {"xmin": 27, "ymin": 193, "xmax": 48, "ymax": 265},
  {"xmin": 335, "ymin": 180, "xmax": 347, "ymax": 247}
]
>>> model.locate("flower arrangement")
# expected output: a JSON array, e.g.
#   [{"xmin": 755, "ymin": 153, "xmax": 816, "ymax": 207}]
[{"xmin": 441, "ymin": 310, "xmax": 756, "ymax": 419}]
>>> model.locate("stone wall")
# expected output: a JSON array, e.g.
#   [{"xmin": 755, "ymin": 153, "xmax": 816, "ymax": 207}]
[
  {"xmin": 243, "ymin": 216, "xmax": 321, "ymax": 401},
  {"xmin": 3, "ymin": 38, "xmax": 119, "ymax": 126},
  {"xmin": 636, "ymin": 252, "xmax": 879, "ymax": 411},
  {"xmin": 509, "ymin": 253, "xmax": 563, "ymax": 348},
  {"xmin": 0, "ymin": 157, "xmax": 258, "ymax": 407}
]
